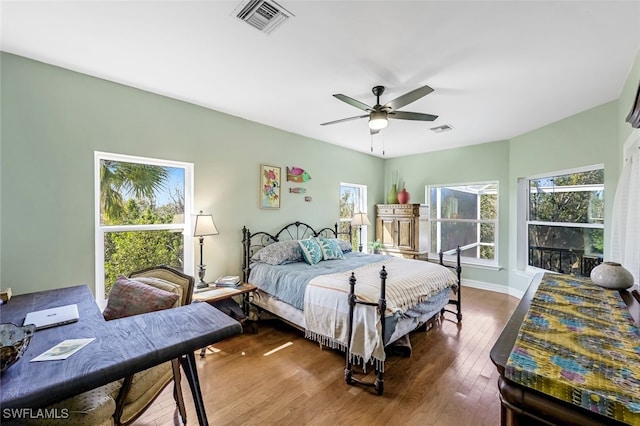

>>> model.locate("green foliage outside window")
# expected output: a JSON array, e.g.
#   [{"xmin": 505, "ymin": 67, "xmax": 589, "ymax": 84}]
[
  {"xmin": 527, "ymin": 168, "xmax": 604, "ymax": 274},
  {"xmin": 339, "ymin": 186, "xmax": 361, "ymax": 250},
  {"xmin": 529, "ymin": 169, "xmax": 604, "ymax": 253},
  {"xmin": 100, "ymin": 160, "xmax": 185, "ymax": 296},
  {"xmin": 529, "ymin": 169, "xmax": 604, "ymax": 225},
  {"xmin": 103, "ymin": 203, "xmax": 184, "ymax": 295}
]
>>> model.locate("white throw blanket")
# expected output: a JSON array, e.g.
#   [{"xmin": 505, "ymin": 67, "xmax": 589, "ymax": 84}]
[{"xmin": 304, "ymin": 257, "xmax": 457, "ymax": 371}]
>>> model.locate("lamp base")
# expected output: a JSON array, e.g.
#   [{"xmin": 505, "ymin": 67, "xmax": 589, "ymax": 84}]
[{"xmin": 196, "ymin": 264, "xmax": 208, "ymax": 289}]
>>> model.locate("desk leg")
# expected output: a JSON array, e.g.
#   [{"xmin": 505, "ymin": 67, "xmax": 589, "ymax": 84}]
[{"xmin": 180, "ymin": 352, "xmax": 209, "ymax": 426}]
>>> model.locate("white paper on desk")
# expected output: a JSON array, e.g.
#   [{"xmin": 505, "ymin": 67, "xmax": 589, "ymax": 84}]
[{"xmin": 30, "ymin": 338, "xmax": 96, "ymax": 362}]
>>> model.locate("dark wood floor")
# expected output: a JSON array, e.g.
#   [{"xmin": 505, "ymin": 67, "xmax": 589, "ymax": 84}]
[{"xmin": 135, "ymin": 286, "xmax": 519, "ymax": 426}]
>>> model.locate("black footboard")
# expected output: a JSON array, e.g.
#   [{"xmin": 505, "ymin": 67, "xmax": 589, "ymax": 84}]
[
  {"xmin": 439, "ymin": 247, "xmax": 462, "ymax": 322},
  {"xmin": 344, "ymin": 247, "xmax": 462, "ymax": 395},
  {"xmin": 344, "ymin": 267, "xmax": 387, "ymax": 395}
]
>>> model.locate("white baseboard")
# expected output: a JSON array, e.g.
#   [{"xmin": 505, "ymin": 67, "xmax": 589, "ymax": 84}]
[{"xmin": 461, "ymin": 278, "xmax": 524, "ymax": 299}]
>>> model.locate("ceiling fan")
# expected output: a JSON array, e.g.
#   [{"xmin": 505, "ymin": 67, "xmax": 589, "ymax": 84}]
[{"xmin": 320, "ymin": 84, "xmax": 438, "ymax": 135}]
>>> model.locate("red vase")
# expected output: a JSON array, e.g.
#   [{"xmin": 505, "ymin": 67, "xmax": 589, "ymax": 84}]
[{"xmin": 397, "ymin": 188, "xmax": 410, "ymax": 204}]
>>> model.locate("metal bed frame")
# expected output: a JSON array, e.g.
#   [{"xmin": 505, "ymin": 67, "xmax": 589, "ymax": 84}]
[{"xmin": 241, "ymin": 221, "xmax": 462, "ymax": 395}]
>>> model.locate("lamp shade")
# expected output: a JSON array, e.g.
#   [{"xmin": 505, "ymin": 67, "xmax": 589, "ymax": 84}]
[
  {"xmin": 191, "ymin": 212, "xmax": 219, "ymax": 237},
  {"xmin": 351, "ymin": 212, "xmax": 371, "ymax": 227},
  {"xmin": 368, "ymin": 111, "xmax": 388, "ymax": 130}
]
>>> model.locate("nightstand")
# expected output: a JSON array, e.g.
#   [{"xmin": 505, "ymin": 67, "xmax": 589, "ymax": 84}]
[
  {"xmin": 193, "ymin": 283, "xmax": 257, "ymax": 357},
  {"xmin": 193, "ymin": 282, "xmax": 256, "ymax": 305}
]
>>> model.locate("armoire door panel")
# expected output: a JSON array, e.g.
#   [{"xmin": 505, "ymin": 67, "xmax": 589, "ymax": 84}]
[{"xmin": 396, "ymin": 218, "xmax": 414, "ymax": 250}]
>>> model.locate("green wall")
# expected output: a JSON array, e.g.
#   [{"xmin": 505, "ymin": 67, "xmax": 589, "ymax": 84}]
[
  {"xmin": 384, "ymin": 140, "xmax": 511, "ymax": 291},
  {"xmin": 385, "ymin": 48, "xmax": 640, "ymax": 295},
  {"xmin": 2, "ymin": 48, "xmax": 639, "ymax": 297},
  {"xmin": 0, "ymin": 53, "xmax": 384, "ymax": 295},
  {"xmin": 507, "ymin": 101, "xmax": 619, "ymax": 292},
  {"xmin": 387, "ymin": 101, "xmax": 622, "ymax": 295}
]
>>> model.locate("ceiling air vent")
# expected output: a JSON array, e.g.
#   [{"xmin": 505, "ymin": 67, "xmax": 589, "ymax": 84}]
[
  {"xmin": 430, "ymin": 124, "xmax": 454, "ymax": 133},
  {"xmin": 233, "ymin": 0, "xmax": 294, "ymax": 34}
]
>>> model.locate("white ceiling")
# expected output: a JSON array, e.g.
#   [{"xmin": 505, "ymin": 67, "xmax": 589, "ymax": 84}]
[{"xmin": 2, "ymin": 1, "xmax": 640, "ymax": 158}]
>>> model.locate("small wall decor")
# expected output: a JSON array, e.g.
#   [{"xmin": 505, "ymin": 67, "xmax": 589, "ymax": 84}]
[
  {"xmin": 260, "ymin": 164, "xmax": 281, "ymax": 209},
  {"xmin": 289, "ymin": 187, "xmax": 307, "ymax": 194},
  {"xmin": 626, "ymin": 80, "xmax": 640, "ymax": 128},
  {"xmin": 304, "ymin": 196, "xmax": 312, "ymax": 202},
  {"xmin": 286, "ymin": 166, "xmax": 311, "ymax": 182}
]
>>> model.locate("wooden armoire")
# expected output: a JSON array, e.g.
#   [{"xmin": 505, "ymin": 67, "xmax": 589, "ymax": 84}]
[{"xmin": 375, "ymin": 204, "xmax": 429, "ymax": 260}]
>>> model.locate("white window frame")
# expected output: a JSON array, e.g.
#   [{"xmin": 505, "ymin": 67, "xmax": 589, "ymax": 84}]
[
  {"xmin": 517, "ymin": 164, "xmax": 604, "ymax": 275},
  {"xmin": 426, "ymin": 181, "xmax": 499, "ymax": 269},
  {"xmin": 339, "ymin": 182, "xmax": 369, "ymax": 252},
  {"xmin": 94, "ymin": 151, "xmax": 194, "ymax": 305}
]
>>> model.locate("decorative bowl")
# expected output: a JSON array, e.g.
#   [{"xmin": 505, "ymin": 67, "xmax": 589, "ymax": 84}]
[
  {"xmin": 0, "ymin": 323, "xmax": 36, "ymax": 373},
  {"xmin": 590, "ymin": 261, "xmax": 635, "ymax": 289}
]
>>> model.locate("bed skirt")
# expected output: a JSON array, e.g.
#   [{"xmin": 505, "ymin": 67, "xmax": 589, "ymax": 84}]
[{"xmin": 251, "ymin": 287, "xmax": 451, "ymax": 370}]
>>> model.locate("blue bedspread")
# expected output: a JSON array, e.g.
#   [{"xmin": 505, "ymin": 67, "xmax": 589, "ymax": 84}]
[{"xmin": 249, "ymin": 252, "xmax": 390, "ymax": 310}]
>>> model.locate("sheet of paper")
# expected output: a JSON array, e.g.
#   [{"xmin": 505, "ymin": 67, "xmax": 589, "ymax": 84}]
[{"xmin": 30, "ymin": 338, "xmax": 96, "ymax": 362}]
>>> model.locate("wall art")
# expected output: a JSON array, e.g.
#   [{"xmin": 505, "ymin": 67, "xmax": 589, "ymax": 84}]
[
  {"xmin": 260, "ymin": 164, "xmax": 281, "ymax": 209},
  {"xmin": 286, "ymin": 166, "xmax": 311, "ymax": 182}
]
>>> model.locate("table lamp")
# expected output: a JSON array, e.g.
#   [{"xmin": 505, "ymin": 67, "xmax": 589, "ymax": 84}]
[
  {"xmin": 351, "ymin": 212, "xmax": 371, "ymax": 252},
  {"xmin": 192, "ymin": 211, "xmax": 219, "ymax": 289}
]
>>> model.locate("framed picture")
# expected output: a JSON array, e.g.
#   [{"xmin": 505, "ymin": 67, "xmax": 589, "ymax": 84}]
[{"xmin": 260, "ymin": 164, "xmax": 281, "ymax": 209}]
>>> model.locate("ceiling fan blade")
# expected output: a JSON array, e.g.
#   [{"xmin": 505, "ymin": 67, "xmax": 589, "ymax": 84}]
[
  {"xmin": 320, "ymin": 115, "xmax": 368, "ymax": 126},
  {"xmin": 384, "ymin": 84, "xmax": 434, "ymax": 111},
  {"xmin": 389, "ymin": 111, "xmax": 438, "ymax": 121},
  {"xmin": 333, "ymin": 94, "xmax": 373, "ymax": 112}
]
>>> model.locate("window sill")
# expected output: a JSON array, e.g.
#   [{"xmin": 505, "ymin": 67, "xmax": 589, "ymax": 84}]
[
  {"xmin": 514, "ymin": 267, "xmax": 560, "ymax": 282},
  {"xmin": 435, "ymin": 255, "xmax": 502, "ymax": 271},
  {"xmin": 461, "ymin": 261, "xmax": 503, "ymax": 271}
]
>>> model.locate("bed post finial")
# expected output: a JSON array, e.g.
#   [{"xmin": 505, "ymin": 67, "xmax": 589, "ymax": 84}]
[
  {"xmin": 348, "ymin": 272, "xmax": 356, "ymax": 302},
  {"xmin": 378, "ymin": 266, "xmax": 387, "ymax": 316}
]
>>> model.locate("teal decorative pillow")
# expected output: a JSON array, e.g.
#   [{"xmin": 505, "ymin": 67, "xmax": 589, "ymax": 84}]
[
  {"xmin": 317, "ymin": 237, "xmax": 345, "ymax": 260},
  {"xmin": 298, "ymin": 238, "xmax": 323, "ymax": 265},
  {"xmin": 103, "ymin": 276, "xmax": 180, "ymax": 320}
]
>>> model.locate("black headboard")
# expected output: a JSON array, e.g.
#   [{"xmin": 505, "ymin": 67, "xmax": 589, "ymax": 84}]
[{"xmin": 241, "ymin": 221, "xmax": 352, "ymax": 282}]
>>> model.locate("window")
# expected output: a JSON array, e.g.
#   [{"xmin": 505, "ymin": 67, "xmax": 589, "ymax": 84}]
[
  {"xmin": 339, "ymin": 183, "xmax": 368, "ymax": 251},
  {"xmin": 94, "ymin": 152, "xmax": 194, "ymax": 304},
  {"xmin": 427, "ymin": 182, "xmax": 498, "ymax": 266},
  {"xmin": 522, "ymin": 166, "xmax": 604, "ymax": 275}
]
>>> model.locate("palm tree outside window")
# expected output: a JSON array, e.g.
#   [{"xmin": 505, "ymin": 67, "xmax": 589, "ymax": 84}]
[{"xmin": 95, "ymin": 152, "xmax": 194, "ymax": 304}]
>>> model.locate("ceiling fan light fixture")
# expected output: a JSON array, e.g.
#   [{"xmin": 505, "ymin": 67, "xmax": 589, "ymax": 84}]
[{"xmin": 369, "ymin": 111, "xmax": 388, "ymax": 130}]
